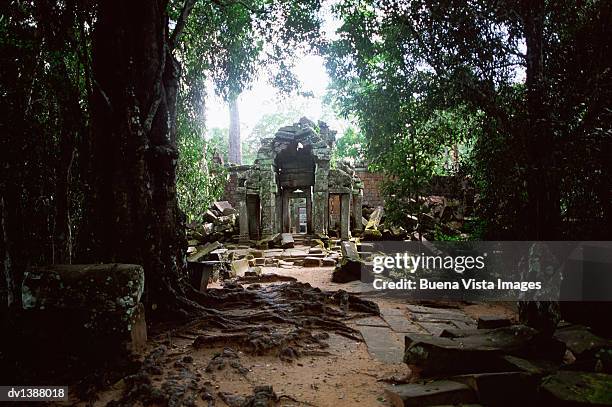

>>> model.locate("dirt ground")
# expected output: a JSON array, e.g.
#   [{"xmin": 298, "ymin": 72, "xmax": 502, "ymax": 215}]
[{"xmin": 77, "ymin": 264, "xmax": 516, "ymax": 407}]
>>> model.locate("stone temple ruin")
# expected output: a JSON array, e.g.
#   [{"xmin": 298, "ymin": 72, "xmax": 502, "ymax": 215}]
[{"xmin": 232, "ymin": 117, "xmax": 363, "ymax": 241}]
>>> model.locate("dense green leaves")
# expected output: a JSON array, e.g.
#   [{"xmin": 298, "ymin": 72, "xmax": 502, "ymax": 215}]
[{"xmin": 324, "ymin": 0, "xmax": 611, "ymax": 239}]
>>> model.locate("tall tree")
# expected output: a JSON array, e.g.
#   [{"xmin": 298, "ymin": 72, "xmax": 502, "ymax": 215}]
[
  {"xmin": 325, "ymin": 0, "xmax": 611, "ymax": 239},
  {"xmin": 179, "ymin": 0, "xmax": 321, "ymax": 165},
  {"xmin": 82, "ymin": 0, "xmax": 193, "ymax": 311},
  {"xmin": 228, "ymin": 96, "xmax": 242, "ymax": 163}
]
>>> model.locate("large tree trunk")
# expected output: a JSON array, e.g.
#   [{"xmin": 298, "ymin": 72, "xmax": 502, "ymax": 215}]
[
  {"xmin": 522, "ymin": 0, "xmax": 560, "ymax": 240},
  {"xmin": 83, "ymin": 0, "xmax": 189, "ymax": 312},
  {"xmin": 228, "ymin": 96, "xmax": 242, "ymax": 164}
]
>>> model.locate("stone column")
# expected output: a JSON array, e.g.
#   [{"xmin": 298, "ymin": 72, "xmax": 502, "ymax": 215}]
[
  {"xmin": 340, "ymin": 193, "xmax": 351, "ymax": 240},
  {"xmin": 282, "ymin": 188, "xmax": 291, "ymax": 233},
  {"xmin": 238, "ymin": 199, "xmax": 249, "ymax": 242},
  {"xmin": 352, "ymin": 189, "xmax": 363, "ymax": 233},
  {"xmin": 306, "ymin": 188, "xmax": 313, "ymax": 234},
  {"xmin": 259, "ymin": 162, "xmax": 277, "ymax": 238},
  {"xmin": 313, "ymin": 161, "xmax": 329, "ymax": 236},
  {"xmin": 247, "ymin": 196, "xmax": 260, "ymax": 240},
  {"xmin": 275, "ymin": 193, "xmax": 282, "ymax": 233}
]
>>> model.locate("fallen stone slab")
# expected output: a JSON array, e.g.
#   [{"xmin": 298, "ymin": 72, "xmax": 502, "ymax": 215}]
[
  {"xmin": 440, "ymin": 327, "xmax": 492, "ymax": 338},
  {"xmin": 188, "ymin": 240, "xmax": 222, "ymax": 262},
  {"xmin": 253, "ymin": 258, "xmax": 266, "ymax": 266},
  {"xmin": 249, "ymin": 249, "xmax": 264, "ymax": 258},
  {"xmin": 366, "ymin": 206, "xmax": 384, "ymax": 230},
  {"xmin": 20, "ymin": 264, "xmax": 147, "ymax": 362},
  {"xmin": 213, "ymin": 200, "xmax": 235, "ymax": 215},
  {"xmin": 404, "ymin": 325, "xmax": 565, "ymax": 376},
  {"xmin": 280, "ymin": 233, "xmax": 294, "ymax": 249},
  {"xmin": 255, "ymin": 233, "xmax": 280, "ymax": 249},
  {"xmin": 303, "ymin": 257, "xmax": 322, "ymax": 267},
  {"xmin": 187, "ymin": 260, "xmax": 218, "ymax": 291},
  {"xmin": 357, "ymin": 325, "xmax": 404, "ymax": 363},
  {"xmin": 553, "ymin": 324, "xmax": 612, "ymax": 363},
  {"xmin": 451, "ymin": 372, "xmax": 539, "ymax": 406},
  {"xmin": 362, "ymin": 228, "xmax": 382, "ymax": 240},
  {"xmin": 230, "ymin": 258, "xmax": 249, "ymax": 277},
  {"xmin": 540, "ymin": 371, "xmax": 612, "ymax": 406},
  {"xmin": 477, "ymin": 315, "xmax": 512, "ymax": 329},
  {"xmin": 321, "ymin": 257, "xmax": 337, "ymax": 267},
  {"xmin": 203, "ymin": 209, "xmax": 219, "ymax": 222},
  {"xmin": 331, "ymin": 241, "xmax": 367, "ymax": 283},
  {"xmin": 501, "ymin": 355, "xmax": 557, "ymax": 376},
  {"xmin": 385, "ymin": 380, "xmax": 477, "ymax": 407}
]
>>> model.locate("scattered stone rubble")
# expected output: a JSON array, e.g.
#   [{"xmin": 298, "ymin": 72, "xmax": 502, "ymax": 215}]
[
  {"xmin": 360, "ymin": 194, "xmax": 472, "ymax": 242},
  {"xmin": 385, "ymin": 310, "xmax": 612, "ymax": 407}
]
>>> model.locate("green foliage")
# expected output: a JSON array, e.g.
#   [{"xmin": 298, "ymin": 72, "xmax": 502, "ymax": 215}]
[
  {"xmin": 176, "ymin": 122, "xmax": 227, "ymax": 223},
  {"xmin": 333, "ymin": 126, "xmax": 366, "ymax": 162},
  {"xmin": 324, "ymin": 0, "xmax": 612, "ymax": 239},
  {"xmin": 172, "ymin": 0, "xmax": 322, "ymax": 101}
]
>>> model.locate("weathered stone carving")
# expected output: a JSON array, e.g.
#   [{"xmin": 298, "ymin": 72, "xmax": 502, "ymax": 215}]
[{"xmin": 230, "ymin": 118, "xmax": 363, "ymax": 240}]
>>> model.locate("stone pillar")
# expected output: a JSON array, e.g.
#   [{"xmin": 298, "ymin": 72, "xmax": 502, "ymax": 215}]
[
  {"xmin": 259, "ymin": 163, "xmax": 277, "ymax": 238},
  {"xmin": 313, "ymin": 160, "xmax": 330, "ymax": 236},
  {"xmin": 352, "ymin": 190, "xmax": 363, "ymax": 233},
  {"xmin": 282, "ymin": 188, "xmax": 291, "ymax": 233},
  {"xmin": 340, "ymin": 193, "xmax": 351, "ymax": 240},
  {"xmin": 306, "ymin": 189, "xmax": 313, "ymax": 234},
  {"xmin": 275, "ymin": 193, "xmax": 282, "ymax": 233},
  {"xmin": 291, "ymin": 200, "xmax": 297, "ymax": 233},
  {"xmin": 238, "ymin": 199, "xmax": 249, "ymax": 242},
  {"xmin": 247, "ymin": 196, "xmax": 260, "ymax": 240}
]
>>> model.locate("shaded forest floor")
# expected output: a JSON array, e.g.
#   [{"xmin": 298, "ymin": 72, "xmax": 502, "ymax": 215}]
[{"xmin": 66, "ymin": 260, "xmax": 514, "ymax": 407}]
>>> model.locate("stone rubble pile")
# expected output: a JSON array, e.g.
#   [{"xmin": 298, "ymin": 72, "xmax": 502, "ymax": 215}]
[
  {"xmin": 186, "ymin": 200, "xmax": 238, "ymax": 246},
  {"xmin": 386, "ymin": 318, "xmax": 612, "ymax": 406},
  {"xmin": 360, "ymin": 195, "xmax": 472, "ymax": 242}
]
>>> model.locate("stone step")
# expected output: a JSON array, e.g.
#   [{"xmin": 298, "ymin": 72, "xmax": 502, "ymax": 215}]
[
  {"xmin": 384, "ymin": 380, "xmax": 477, "ymax": 407},
  {"xmin": 404, "ymin": 325, "xmax": 565, "ymax": 376}
]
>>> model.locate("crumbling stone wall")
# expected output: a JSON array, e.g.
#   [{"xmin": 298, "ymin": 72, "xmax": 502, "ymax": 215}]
[
  {"xmin": 354, "ymin": 168, "xmax": 385, "ymax": 207},
  {"xmin": 222, "ymin": 118, "xmax": 364, "ymax": 240}
]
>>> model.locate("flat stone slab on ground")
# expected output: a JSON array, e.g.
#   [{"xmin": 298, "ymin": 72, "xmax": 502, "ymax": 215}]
[
  {"xmin": 477, "ymin": 315, "xmax": 512, "ymax": 329},
  {"xmin": 404, "ymin": 325, "xmax": 563, "ymax": 376},
  {"xmin": 451, "ymin": 372, "xmax": 538, "ymax": 406},
  {"xmin": 303, "ymin": 257, "xmax": 322, "ymax": 267},
  {"xmin": 356, "ymin": 325, "xmax": 403, "ymax": 363},
  {"xmin": 384, "ymin": 380, "xmax": 476, "ymax": 407},
  {"xmin": 380, "ymin": 307, "xmax": 405, "ymax": 316},
  {"xmin": 540, "ymin": 371, "xmax": 612, "ymax": 406},
  {"xmin": 354, "ymin": 316, "xmax": 389, "ymax": 328},
  {"xmin": 553, "ymin": 324, "xmax": 612, "ymax": 358},
  {"xmin": 280, "ymin": 233, "xmax": 294, "ymax": 249},
  {"xmin": 321, "ymin": 257, "xmax": 336, "ymax": 266},
  {"xmin": 383, "ymin": 315, "xmax": 426, "ymax": 333},
  {"xmin": 410, "ymin": 311, "xmax": 476, "ymax": 325},
  {"xmin": 417, "ymin": 321, "xmax": 459, "ymax": 336}
]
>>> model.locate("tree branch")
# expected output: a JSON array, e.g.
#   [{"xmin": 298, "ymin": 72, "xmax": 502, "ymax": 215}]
[{"xmin": 169, "ymin": 0, "xmax": 197, "ymax": 51}]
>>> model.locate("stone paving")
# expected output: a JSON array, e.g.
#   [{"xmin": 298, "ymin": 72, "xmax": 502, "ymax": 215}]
[{"xmin": 353, "ymin": 303, "xmax": 477, "ymax": 364}]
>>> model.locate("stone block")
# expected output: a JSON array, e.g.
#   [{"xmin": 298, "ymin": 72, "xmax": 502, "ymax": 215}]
[
  {"xmin": 384, "ymin": 380, "xmax": 476, "ymax": 407},
  {"xmin": 540, "ymin": 371, "xmax": 612, "ymax": 406},
  {"xmin": 403, "ymin": 325, "xmax": 565, "ymax": 376},
  {"xmin": 451, "ymin": 372, "xmax": 539, "ymax": 406},
  {"xmin": 280, "ymin": 233, "xmax": 294, "ymax": 249},
  {"xmin": 303, "ymin": 257, "xmax": 322, "ymax": 267},
  {"xmin": 321, "ymin": 257, "xmax": 337, "ymax": 267},
  {"xmin": 20, "ymin": 264, "xmax": 147, "ymax": 359},
  {"xmin": 230, "ymin": 259, "xmax": 250, "ymax": 277},
  {"xmin": 477, "ymin": 315, "xmax": 512, "ymax": 329}
]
